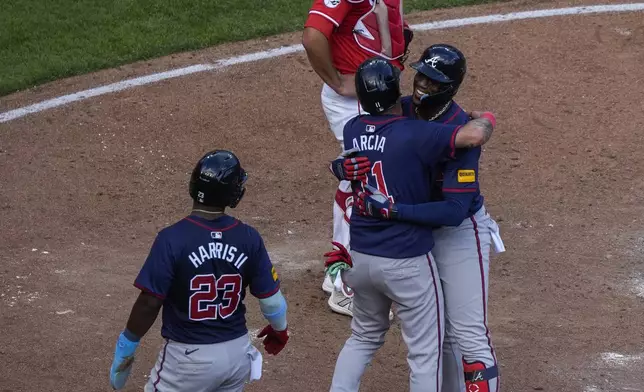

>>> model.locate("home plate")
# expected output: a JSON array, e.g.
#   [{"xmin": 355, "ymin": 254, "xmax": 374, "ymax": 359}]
[
  {"xmin": 580, "ymin": 352, "xmax": 644, "ymax": 391},
  {"xmin": 629, "ymin": 276, "xmax": 644, "ymax": 298},
  {"xmin": 600, "ymin": 352, "xmax": 644, "ymax": 367}
]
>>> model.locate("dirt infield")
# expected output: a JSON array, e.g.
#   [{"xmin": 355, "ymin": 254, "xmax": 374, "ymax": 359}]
[{"xmin": 2, "ymin": 1, "xmax": 644, "ymax": 391}]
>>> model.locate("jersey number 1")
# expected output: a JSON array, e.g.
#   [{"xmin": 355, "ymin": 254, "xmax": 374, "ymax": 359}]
[
  {"xmin": 362, "ymin": 160, "xmax": 394, "ymax": 203},
  {"xmin": 189, "ymin": 274, "xmax": 242, "ymax": 321}
]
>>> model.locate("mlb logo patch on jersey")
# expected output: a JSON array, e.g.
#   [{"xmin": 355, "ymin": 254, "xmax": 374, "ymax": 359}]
[
  {"xmin": 211, "ymin": 231, "xmax": 223, "ymax": 239},
  {"xmin": 271, "ymin": 266, "xmax": 279, "ymax": 281},
  {"xmin": 457, "ymin": 170, "xmax": 476, "ymax": 183}
]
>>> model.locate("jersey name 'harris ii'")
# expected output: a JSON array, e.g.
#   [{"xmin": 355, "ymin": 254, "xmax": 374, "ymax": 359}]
[{"xmin": 134, "ymin": 214, "xmax": 280, "ymax": 345}]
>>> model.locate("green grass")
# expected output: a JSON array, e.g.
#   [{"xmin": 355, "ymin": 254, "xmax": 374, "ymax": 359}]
[{"xmin": 0, "ymin": 0, "xmax": 501, "ymax": 96}]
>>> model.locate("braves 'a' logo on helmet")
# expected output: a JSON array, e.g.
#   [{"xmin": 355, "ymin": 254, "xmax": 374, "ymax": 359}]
[{"xmin": 424, "ymin": 56, "xmax": 441, "ymax": 68}]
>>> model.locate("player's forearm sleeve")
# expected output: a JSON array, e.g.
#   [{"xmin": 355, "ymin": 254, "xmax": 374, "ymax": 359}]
[
  {"xmin": 396, "ymin": 198, "xmax": 468, "ymax": 227},
  {"xmin": 258, "ymin": 290, "xmax": 288, "ymax": 331}
]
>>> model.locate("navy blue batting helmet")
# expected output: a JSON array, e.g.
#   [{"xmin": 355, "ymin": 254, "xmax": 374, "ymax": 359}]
[
  {"xmin": 410, "ymin": 44, "xmax": 467, "ymax": 107},
  {"xmin": 189, "ymin": 150, "xmax": 248, "ymax": 208},
  {"xmin": 355, "ymin": 57, "xmax": 402, "ymax": 115}
]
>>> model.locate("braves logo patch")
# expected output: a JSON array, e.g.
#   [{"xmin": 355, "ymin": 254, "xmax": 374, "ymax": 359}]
[{"xmin": 324, "ymin": 0, "xmax": 341, "ymax": 8}]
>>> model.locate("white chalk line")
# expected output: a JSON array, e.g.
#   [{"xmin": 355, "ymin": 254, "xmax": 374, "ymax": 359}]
[{"xmin": 1, "ymin": 3, "xmax": 644, "ymax": 124}]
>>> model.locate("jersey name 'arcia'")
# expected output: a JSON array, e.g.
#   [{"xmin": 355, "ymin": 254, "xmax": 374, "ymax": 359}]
[{"xmin": 351, "ymin": 134, "xmax": 387, "ymax": 153}]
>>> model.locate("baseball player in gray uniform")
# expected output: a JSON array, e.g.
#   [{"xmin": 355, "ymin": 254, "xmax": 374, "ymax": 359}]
[
  {"xmin": 354, "ymin": 45, "xmax": 506, "ymax": 392},
  {"xmin": 326, "ymin": 57, "xmax": 498, "ymax": 392}
]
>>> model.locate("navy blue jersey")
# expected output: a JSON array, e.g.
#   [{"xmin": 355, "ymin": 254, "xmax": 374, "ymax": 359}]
[
  {"xmin": 134, "ymin": 214, "xmax": 280, "ymax": 344},
  {"xmin": 401, "ymin": 96, "xmax": 484, "ymax": 217},
  {"xmin": 343, "ymin": 114, "xmax": 460, "ymax": 258}
]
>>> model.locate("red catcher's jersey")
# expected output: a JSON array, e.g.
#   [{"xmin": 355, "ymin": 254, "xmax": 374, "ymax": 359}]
[{"xmin": 304, "ymin": 0, "xmax": 406, "ymax": 74}]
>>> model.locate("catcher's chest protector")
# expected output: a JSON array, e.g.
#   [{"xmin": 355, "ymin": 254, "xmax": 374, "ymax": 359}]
[{"xmin": 352, "ymin": 0, "xmax": 406, "ymax": 60}]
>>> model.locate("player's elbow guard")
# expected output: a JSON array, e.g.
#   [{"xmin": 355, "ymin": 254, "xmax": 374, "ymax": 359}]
[{"xmin": 258, "ymin": 290, "xmax": 288, "ymax": 331}]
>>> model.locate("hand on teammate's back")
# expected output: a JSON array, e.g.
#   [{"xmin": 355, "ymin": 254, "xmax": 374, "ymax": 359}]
[
  {"xmin": 329, "ymin": 147, "xmax": 371, "ymax": 181},
  {"xmin": 468, "ymin": 110, "xmax": 482, "ymax": 119},
  {"xmin": 355, "ymin": 184, "xmax": 398, "ymax": 220},
  {"xmin": 468, "ymin": 111, "xmax": 497, "ymax": 128}
]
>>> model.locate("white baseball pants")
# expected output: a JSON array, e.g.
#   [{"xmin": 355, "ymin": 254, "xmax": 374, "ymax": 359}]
[{"xmin": 321, "ymin": 83, "xmax": 364, "ymax": 250}]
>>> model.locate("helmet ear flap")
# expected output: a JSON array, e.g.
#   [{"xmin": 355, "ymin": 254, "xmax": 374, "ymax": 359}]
[
  {"xmin": 227, "ymin": 170, "xmax": 248, "ymax": 209},
  {"xmin": 229, "ymin": 187, "xmax": 246, "ymax": 209}
]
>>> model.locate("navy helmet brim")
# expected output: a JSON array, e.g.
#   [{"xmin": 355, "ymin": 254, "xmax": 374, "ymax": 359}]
[{"xmin": 409, "ymin": 61, "xmax": 454, "ymax": 84}]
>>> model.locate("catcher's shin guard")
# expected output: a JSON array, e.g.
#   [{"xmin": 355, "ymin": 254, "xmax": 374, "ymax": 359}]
[{"xmin": 463, "ymin": 360, "xmax": 499, "ymax": 392}]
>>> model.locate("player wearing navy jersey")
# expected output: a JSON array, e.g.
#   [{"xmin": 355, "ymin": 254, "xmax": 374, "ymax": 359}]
[
  {"xmin": 109, "ymin": 150, "xmax": 289, "ymax": 392},
  {"xmin": 352, "ymin": 45, "xmax": 506, "ymax": 392},
  {"xmin": 326, "ymin": 57, "xmax": 497, "ymax": 392}
]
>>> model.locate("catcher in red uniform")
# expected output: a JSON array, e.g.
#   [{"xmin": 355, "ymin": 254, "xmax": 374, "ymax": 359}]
[{"xmin": 302, "ymin": 0, "xmax": 413, "ymax": 318}]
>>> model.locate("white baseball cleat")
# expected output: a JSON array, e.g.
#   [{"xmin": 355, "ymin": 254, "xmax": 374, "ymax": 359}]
[
  {"xmin": 322, "ymin": 273, "xmax": 334, "ymax": 294},
  {"xmin": 327, "ymin": 282, "xmax": 354, "ymax": 317}
]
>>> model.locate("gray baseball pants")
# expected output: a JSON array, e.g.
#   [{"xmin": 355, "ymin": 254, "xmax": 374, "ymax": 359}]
[
  {"xmin": 329, "ymin": 250, "xmax": 445, "ymax": 392},
  {"xmin": 144, "ymin": 334, "xmax": 261, "ymax": 392},
  {"xmin": 435, "ymin": 206, "xmax": 503, "ymax": 392}
]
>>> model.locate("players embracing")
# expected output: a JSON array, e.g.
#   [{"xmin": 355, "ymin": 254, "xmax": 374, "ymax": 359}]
[
  {"xmin": 326, "ymin": 56, "xmax": 498, "ymax": 392},
  {"xmin": 302, "ymin": 0, "xmax": 413, "ymax": 316},
  {"xmin": 328, "ymin": 45, "xmax": 505, "ymax": 392}
]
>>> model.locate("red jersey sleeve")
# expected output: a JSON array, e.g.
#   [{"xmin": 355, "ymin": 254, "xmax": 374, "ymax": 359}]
[{"xmin": 304, "ymin": 0, "xmax": 352, "ymax": 39}]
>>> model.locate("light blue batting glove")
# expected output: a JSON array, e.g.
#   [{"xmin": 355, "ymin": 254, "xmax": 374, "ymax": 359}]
[{"xmin": 109, "ymin": 330, "xmax": 140, "ymax": 390}]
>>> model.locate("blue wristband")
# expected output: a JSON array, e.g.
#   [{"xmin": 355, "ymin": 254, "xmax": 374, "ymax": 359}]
[
  {"xmin": 123, "ymin": 328, "xmax": 140, "ymax": 342},
  {"xmin": 116, "ymin": 330, "xmax": 140, "ymax": 358}
]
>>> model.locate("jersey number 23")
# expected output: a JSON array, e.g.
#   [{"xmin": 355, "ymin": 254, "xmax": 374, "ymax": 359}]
[{"xmin": 189, "ymin": 274, "xmax": 242, "ymax": 321}]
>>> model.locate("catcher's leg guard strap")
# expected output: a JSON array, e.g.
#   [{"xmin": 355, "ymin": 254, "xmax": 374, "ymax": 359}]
[{"xmin": 463, "ymin": 361, "xmax": 498, "ymax": 392}]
